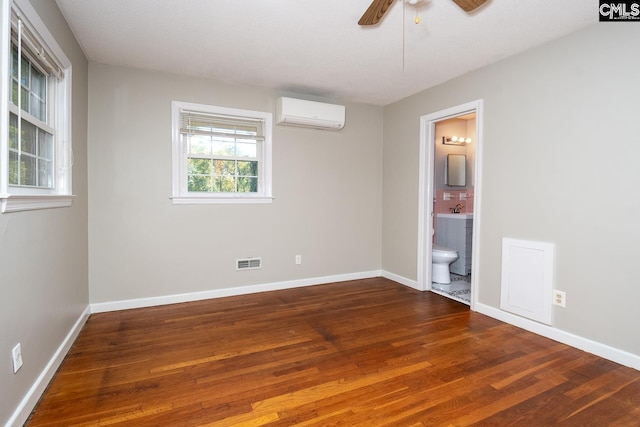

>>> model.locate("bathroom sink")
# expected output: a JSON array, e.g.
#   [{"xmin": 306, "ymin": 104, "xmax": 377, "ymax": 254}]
[{"xmin": 437, "ymin": 213, "xmax": 473, "ymax": 219}]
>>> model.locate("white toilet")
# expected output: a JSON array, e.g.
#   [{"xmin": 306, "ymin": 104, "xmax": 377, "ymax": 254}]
[{"xmin": 432, "ymin": 245, "xmax": 459, "ymax": 284}]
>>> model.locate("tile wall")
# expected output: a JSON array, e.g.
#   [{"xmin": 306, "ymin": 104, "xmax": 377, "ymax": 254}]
[
  {"xmin": 433, "ymin": 189, "xmax": 474, "ymax": 243},
  {"xmin": 434, "ymin": 189, "xmax": 474, "ymax": 215}
]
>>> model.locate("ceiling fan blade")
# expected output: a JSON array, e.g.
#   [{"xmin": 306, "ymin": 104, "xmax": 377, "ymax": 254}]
[
  {"xmin": 451, "ymin": 0, "xmax": 488, "ymax": 12},
  {"xmin": 358, "ymin": 0, "xmax": 395, "ymax": 26}
]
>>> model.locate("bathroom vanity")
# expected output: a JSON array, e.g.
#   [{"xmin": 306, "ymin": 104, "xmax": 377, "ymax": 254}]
[{"xmin": 436, "ymin": 213, "xmax": 473, "ymax": 275}]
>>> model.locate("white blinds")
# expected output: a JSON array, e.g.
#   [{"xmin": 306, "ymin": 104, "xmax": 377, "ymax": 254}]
[
  {"xmin": 10, "ymin": 10, "xmax": 64, "ymax": 79},
  {"xmin": 179, "ymin": 109, "xmax": 265, "ymax": 141}
]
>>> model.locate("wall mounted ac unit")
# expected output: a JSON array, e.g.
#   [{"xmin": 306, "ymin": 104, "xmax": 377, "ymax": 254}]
[{"xmin": 276, "ymin": 97, "xmax": 345, "ymax": 130}]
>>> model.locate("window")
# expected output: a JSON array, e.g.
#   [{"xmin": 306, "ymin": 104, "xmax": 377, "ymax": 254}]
[
  {"xmin": 10, "ymin": 45, "xmax": 53, "ymax": 188},
  {"xmin": 171, "ymin": 101, "xmax": 273, "ymax": 204},
  {"xmin": 1, "ymin": 0, "xmax": 73, "ymax": 213}
]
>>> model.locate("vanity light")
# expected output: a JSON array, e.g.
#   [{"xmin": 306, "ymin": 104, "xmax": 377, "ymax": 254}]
[{"xmin": 443, "ymin": 136, "xmax": 472, "ymax": 145}]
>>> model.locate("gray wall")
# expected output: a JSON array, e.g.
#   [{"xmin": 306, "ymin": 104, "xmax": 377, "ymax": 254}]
[
  {"xmin": 0, "ymin": 1, "xmax": 88, "ymax": 425},
  {"xmin": 4, "ymin": 11, "xmax": 639, "ymax": 425},
  {"xmin": 88, "ymin": 63, "xmax": 383, "ymax": 304},
  {"xmin": 382, "ymin": 23, "xmax": 640, "ymax": 356}
]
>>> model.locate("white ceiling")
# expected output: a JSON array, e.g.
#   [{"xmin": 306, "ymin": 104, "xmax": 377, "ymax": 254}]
[{"xmin": 55, "ymin": 0, "xmax": 597, "ymax": 106}]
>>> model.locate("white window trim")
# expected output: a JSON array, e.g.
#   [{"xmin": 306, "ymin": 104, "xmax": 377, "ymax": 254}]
[
  {"xmin": 171, "ymin": 100, "xmax": 273, "ymax": 205},
  {"xmin": 0, "ymin": 0, "xmax": 74, "ymax": 213}
]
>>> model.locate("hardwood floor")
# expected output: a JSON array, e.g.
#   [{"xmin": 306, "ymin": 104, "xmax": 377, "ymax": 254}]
[{"xmin": 27, "ymin": 278, "xmax": 640, "ymax": 426}]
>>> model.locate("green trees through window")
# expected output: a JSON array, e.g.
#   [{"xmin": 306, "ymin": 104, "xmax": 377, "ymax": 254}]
[
  {"xmin": 187, "ymin": 158, "xmax": 258, "ymax": 193},
  {"xmin": 8, "ymin": 44, "xmax": 54, "ymax": 188},
  {"xmin": 172, "ymin": 101, "xmax": 272, "ymax": 203},
  {"xmin": 180, "ymin": 111, "xmax": 263, "ymax": 194}
]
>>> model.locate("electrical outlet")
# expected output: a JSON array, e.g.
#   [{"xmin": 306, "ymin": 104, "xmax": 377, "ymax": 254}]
[
  {"xmin": 12, "ymin": 343, "xmax": 23, "ymax": 373},
  {"xmin": 553, "ymin": 290, "xmax": 566, "ymax": 308},
  {"xmin": 295, "ymin": 255, "xmax": 302, "ymax": 265}
]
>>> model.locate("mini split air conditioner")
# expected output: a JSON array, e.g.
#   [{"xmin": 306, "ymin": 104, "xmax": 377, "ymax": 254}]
[{"xmin": 276, "ymin": 97, "xmax": 345, "ymax": 130}]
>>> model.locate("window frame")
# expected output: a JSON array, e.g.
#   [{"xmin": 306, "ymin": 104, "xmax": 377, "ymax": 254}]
[
  {"xmin": 171, "ymin": 100, "xmax": 273, "ymax": 205},
  {"xmin": 0, "ymin": 0, "xmax": 73, "ymax": 213}
]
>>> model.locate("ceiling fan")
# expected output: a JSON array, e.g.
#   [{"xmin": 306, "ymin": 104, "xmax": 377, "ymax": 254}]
[{"xmin": 358, "ymin": 0, "xmax": 487, "ymax": 25}]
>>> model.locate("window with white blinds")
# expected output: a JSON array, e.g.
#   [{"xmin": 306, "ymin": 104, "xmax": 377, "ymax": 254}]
[
  {"xmin": 171, "ymin": 101, "xmax": 273, "ymax": 204},
  {"xmin": 1, "ymin": 0, "xmax": 73, "ymax": 213}
]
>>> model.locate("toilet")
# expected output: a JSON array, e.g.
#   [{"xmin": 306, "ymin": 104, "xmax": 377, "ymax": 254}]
[{"xmin": 432, "ymin": 245, "xmax": 459, "ymax": 284}]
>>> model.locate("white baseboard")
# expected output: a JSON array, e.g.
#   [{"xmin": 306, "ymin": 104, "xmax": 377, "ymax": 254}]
[
  {"xmin": 91, "ymin": 270, "xmax": 383, "ymax": 313},
  {"xmin": 7, "ymin": 306, "xmax": 91, "ymax": 427},
  {"xmin": 9, "ymin": 272, "xmax": 382, "ymax": 425},
  {"xmin": 382, "ymin": 273, "xmax": 640, "ymax": 371},
  {"xmin": 12, "ymin": 275, "xmax": 637, "ymax": 427},
  {"xmin": 381, "ymin": 270, "xmax": 419, "ymax": 290},
  {"xmin": 476, "ymin": 302, "xmax": 640, "ymax": 371}
]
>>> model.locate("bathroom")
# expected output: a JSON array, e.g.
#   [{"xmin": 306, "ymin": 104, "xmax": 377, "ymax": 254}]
[{"xmin": 431, "ymin": 114, "xmax": 476, "ymax": 305}]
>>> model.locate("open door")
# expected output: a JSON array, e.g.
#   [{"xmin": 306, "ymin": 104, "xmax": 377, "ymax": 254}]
[{"xmin": 417, "ymin": 100, "xmax": 483, "ymax": 310}]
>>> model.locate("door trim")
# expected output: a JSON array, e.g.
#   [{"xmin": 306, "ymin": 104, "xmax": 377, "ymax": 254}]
[{"xmin": 417, "ymin": 100, "xmax": 484, "ymax": 310}]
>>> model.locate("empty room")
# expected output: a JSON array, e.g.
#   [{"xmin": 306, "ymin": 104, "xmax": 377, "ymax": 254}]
[{"xmin": 2, "ymin": 0, "xmax": 640, "ymax": 425}]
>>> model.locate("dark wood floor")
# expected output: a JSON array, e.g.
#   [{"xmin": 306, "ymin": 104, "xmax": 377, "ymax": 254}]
[{"xmin": 28, "ymin": 278, "xmax": 640, "ymax": 426}]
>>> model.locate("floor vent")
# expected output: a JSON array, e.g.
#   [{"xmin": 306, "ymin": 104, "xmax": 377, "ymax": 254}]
[{"xmin": 236, "ymin": 257, "xmax": 262, "ymax": 271}]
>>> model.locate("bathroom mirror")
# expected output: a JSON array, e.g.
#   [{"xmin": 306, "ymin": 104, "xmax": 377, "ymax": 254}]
[{"xmin": 447, "ymin": 154, "xmax": 466, "ymax": 187}]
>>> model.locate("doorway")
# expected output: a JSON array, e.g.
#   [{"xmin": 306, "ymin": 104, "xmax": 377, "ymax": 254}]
[{"xmin": 417, "ymin": 100, "xmax": 483, "ymax": 310}]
